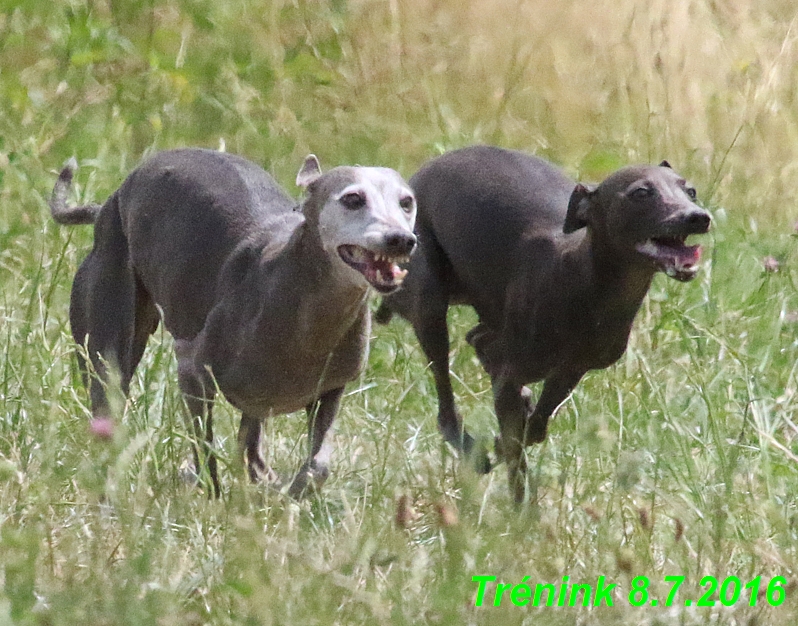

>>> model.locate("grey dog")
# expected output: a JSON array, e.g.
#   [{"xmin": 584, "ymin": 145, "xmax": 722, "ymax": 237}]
[
  {"xmin": 377, "ymin": 145, "xmax": 710, "ymax": 502},
  {"xmin": 51, "ymin": 148, "xmax": 417, "ymax": 497}
]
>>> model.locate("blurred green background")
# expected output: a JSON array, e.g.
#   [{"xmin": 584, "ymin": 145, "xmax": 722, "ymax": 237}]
[{"xmin": 2, "ymin": 0, "xmax": 798, "ymax": 216}]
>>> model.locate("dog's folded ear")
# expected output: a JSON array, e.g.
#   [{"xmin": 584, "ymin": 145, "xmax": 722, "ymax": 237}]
[
  {"xmin": 659, "ymin": 160, "xmax": 672, "ymax": 169},
  {"xmin": 564, "ymin": 183, "xmax": 594, "ymax": 233},
  {"xmin": 296, "ymin": 154, "xmax": 322, "ymax": 188}
]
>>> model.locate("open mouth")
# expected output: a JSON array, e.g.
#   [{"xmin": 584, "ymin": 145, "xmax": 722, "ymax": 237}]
[
  {"xmin": 338, "ymin": 245, "xmax": 410, "ymax": 293},
  {"xmin": 635, "ymin": 236, "xmax": 702, "ymax": 282}
]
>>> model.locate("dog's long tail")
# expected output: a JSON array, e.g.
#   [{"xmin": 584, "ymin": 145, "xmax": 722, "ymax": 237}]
[{"xmin": 50, "ymin": 159, "xmax": 103, "ymax": 225}]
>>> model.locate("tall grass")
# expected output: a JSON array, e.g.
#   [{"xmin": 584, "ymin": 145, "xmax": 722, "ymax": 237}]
[{"xmin": 1, "ymin": 0, "xmax": 797, "ymax": 623}]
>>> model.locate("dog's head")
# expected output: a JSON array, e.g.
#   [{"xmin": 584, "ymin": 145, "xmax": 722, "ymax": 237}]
[
  {"xmin": 564, "ymin": 161, "xmax": 711, "ymax": 281},
  {"xmin": 296, "ymin": 155, "xmax": 417, "ymax": 294}
]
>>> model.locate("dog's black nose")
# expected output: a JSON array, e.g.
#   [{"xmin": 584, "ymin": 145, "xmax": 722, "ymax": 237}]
[
  {"xmin": 384, "ymin": 231, "xmax": 417, "ymax": 257},
  {"xmin": 683, "ymin": 210, "xmax": 711, "ymax": 232}
]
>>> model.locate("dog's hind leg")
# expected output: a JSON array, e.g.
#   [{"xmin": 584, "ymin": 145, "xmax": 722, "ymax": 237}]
[
  {"xmin": 72, "ymin": 196, "xmax": 137, "ymax": 418},
  {"xmin": 415, "ymin": 294, "xmax": 493, "ymax": 473},
  {"xmin": 127, "ymin": 276, "xmax": 160, "ymax": 384},
  {"xmin": 237, "ymin": 414, "xmax": 277, "ymax": 484},
  {"xmin": 523, "ymin": 370, "xmax": 583, "ymax": 445},
  {"xmin": 492, "ymin": 377, "xmax": 529, "ymax": 504},
  {"xmin": 176, "ymin": 342, "xmax": 220, "ymax": 497},
  {"xmin": 415, "ymin": 302, "xmax": 466, "ymax": 446},
  {"xmin": 377, "ymin": 235, "xmax": 489, "ymax": 471},
  {"xmin": 180, "ymin": 388, "xmax": 219, "ymax": 498},
  {"xmin": 287, "ymin": 386, "xmax": 344, "ymax": 498},
  {"xmin": 69, "ymin": 259, "xmax": 92, "ymax": 390}
]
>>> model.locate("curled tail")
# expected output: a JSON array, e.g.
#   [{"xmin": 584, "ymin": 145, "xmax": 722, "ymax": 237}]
[{"xmin": 50, "ymin": 159, "xmax": 103, "ymax": 225}]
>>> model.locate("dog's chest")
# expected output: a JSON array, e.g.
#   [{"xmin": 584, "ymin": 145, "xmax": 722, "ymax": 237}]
[
  {"xmin": 513, "ymin": 304, "xmax": 635, "ymax": 380},
  {"xmin": 213, "ymin": 313, "xmax": 369, "ymax": 416},
  {"xmin": 578, "ymin": 320, "xmax": 632, "ymax": 370}
]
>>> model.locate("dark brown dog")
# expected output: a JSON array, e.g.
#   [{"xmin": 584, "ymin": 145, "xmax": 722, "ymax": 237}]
[
  {"xmin": 51, "ymin": 149, "xmax": 417, "ymax": 497},
  {"xmin": 377, "ymin": 145, "xmax": 710, "ymax": 502}
]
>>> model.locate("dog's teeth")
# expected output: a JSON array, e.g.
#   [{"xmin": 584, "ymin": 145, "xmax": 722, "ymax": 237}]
[
  {"xmin": 638, "ymin": 239, "xmax": 659, "ymax": 255},
  {"xmin": 396, "ymin": 268, "xmax": 408, "ymax": 281}
]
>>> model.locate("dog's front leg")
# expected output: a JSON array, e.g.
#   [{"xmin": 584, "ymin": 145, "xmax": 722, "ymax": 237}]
[
  {"xmin": 237, "ymin": 414, "xmax": 278, "ymax": 484},
  {"xmin": 465, "ymin": 323, "xmax": 503, "ymax": 377},
  {"xmin": 176, "ymin": 342, "xmax": 220, "ymax": 498},
  {"xmin": 181, "ymin": 392, "xmax": 219, "ymax": 498},
  {"xmin": 287, "ymin": 386, "xmax": 344, "ymax": 498},
  {"xmin": 523, "ymin": 370, "xmax": 583, "ymax": 445},
  {"xmin": 492, "ymin": 376, "xmax": 529, "ymax": 504}
]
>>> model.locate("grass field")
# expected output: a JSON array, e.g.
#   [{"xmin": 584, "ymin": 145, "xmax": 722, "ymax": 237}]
[{"xmin": 1, "ymin": 0, "xmax": 798, "ymax": 624}]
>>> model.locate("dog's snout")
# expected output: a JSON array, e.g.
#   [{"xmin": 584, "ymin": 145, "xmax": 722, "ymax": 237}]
[
  {"xmin": 683, "ymin": 209, "xmax": 711, "ymax": 232},
  {"xmin": 384, "ymin": 231, "xmax": 417, "ymax": 257}
]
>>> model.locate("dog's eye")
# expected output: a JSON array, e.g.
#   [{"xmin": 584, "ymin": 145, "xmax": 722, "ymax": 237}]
[
  {"xmin": 630, "ymin": 186, "xmax": 653, "ymax": 199},
  {"xmin": 399, "ymin": 196, "xmax": 415, "ymax": 213},
  {"xmin": 686, "ymin": 187, "xmax": 697, "ymax": 201},
  {"xmin": 339, "ymin": 192, "xmax": 366, "ymax": 210}
]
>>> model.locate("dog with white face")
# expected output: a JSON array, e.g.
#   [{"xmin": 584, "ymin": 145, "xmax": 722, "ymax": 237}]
[{"xmin": 50, "ymin": 149, "xmax": 417, "ymax": 497}]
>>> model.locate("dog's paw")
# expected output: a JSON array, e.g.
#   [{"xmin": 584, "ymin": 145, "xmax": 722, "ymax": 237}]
[
  {"xmin": 520, "ymin": 387, "xmax": 549, "ymax": 444},
  {"xmin": 523, "ymin": 416, "xmax": 548, "ymax": 445},
  {"xmin": 465, "ymin": 436, "xmax": 493, "ymax": 474},
  {"xmin": 520, "ymin": 385, "xmax": 534, "ymax": 410},
  {"xmin": 447, "ymin": 430, "xmax": 492, "ymax": 474},
  {"xmin": 248, "ymin": 463, "xmax": 280, "ymax": 487},
  {"xmin": 178, "ymin": 463, "xmax": 199, "ymax": 487},
  {"xmin": 286, "ymin": 461, "xmax": 329, "ymax": 499}
]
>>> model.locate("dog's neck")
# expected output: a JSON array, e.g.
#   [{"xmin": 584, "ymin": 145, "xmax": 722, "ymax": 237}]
[
  {"xmin": 572, "ymin": 229, "xmax": 656, "ymax": 321},
  {"xmin": 268, "ymin": 220, "xmax": 371, "ymax": 354}
]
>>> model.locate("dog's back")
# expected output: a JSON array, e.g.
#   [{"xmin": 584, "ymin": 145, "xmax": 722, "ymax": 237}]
[
  {"xmin": 115, "ymin": 149, "xmax": 300, "ymax": 339},
  {"xmin": 386, "ymin": 145, "xmax": 574, "ymax": 328}
]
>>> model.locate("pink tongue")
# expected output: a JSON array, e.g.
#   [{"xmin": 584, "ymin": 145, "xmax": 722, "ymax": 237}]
[
  {"xmin": 373, "ymin": 258, "xmax": 396, "ymax": 279},
  {"xmin": 675, "ymin": 245, "xmax": 701, "ymax": 267}
]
